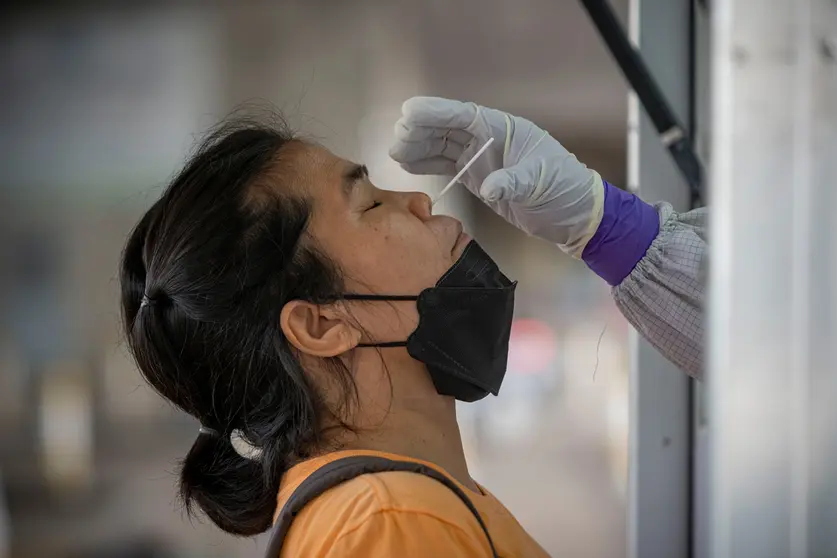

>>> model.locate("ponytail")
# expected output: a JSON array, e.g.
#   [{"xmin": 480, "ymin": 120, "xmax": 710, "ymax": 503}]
[
  {"xmin": 127, "ymin": 282, "xmax": 289, "ymax": 537},
  {"xmin": 180, "ymin": 430, "xmax": 282, "ymax": 536}
]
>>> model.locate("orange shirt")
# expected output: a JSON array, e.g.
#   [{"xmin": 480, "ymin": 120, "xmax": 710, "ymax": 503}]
[{"xmin": 273, "ymin": 449, "xmax": 550, "ymax": 557}]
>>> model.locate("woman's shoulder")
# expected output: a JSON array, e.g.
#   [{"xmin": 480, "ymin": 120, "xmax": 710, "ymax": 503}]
[
  {"xmin": 276, "ymin": 454, "xmax": 491, "ymax": 555},
  {"xmin": 281, "ymin": 472, "xmax": 490, "ymax": 556},
  {"xmin": 277, "ymin": 451, "xmax": 485, "ymax": 522},
  {"xmin": 355, "ymin": 468, "xmax": 481, "ymax": 516},
  {"xmin": 295, "ymin": 468, "xmax": 482, "ymax": 528}
]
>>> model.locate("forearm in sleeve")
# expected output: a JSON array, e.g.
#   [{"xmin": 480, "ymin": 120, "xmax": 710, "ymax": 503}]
[{"xmin": 582, "ymin": 181, "xmax": 707, "ymax": 378}]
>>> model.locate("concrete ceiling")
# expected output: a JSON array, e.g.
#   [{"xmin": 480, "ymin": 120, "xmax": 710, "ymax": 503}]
[
  {"xmin": 415, "ymin": 0, "xmax": 631, "ymax": 143},
  {"xmin": 0, "ymin": 0, "xmax": 634, "ymax": 202},
  {"xmin": 2, "ymin": 0, "xmax": 632, "ymax": 142}
]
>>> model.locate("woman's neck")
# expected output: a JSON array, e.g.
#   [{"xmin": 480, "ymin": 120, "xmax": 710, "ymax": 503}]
[
  {"xmin": 336, "ymin": 371, "xmax": 479, "ymax": 492},
  {"xmin": 353, "ymin": 407, "xmax": 478, "ymax": 491}
]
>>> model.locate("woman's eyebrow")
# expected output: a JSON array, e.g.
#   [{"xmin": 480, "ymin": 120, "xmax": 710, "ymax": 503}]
[{"xmin": 342, "ymin": 164, "xmax": 369, "ymax": 197}]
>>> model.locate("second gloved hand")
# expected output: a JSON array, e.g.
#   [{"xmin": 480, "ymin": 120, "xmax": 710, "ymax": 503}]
[{"xmin": 389, "ymin": 97, "xmax": 605, "ymax": 257}]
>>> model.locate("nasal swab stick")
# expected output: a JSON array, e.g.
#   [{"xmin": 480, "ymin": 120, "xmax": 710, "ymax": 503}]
[{"xmin": 431, "ymin": 137, "xmax": 495, "ymax": 206}]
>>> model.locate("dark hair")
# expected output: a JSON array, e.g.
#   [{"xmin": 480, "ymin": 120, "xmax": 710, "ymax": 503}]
[{"xmin": 120, "ymin": 116, "xmax": 354, "ymax": 536}]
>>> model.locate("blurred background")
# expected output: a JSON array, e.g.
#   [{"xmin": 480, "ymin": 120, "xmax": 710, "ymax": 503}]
[{"xmin": 0, "ymin": 1, "xmax": 635, "ymax": 556}]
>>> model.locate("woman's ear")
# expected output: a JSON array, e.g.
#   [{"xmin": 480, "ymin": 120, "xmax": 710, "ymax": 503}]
[{"xmin": 280, "ymin": 300, "xmax": 361, "ymax": 357}]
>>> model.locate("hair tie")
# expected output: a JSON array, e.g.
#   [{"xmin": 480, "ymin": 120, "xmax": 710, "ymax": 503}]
[
  {"xmin": 140, "ymin": 295, "xmax": 151, "ymax": 308},
  {"xmin": 198, "ymin": 425, "xmax": 220, "ymax": 438}
]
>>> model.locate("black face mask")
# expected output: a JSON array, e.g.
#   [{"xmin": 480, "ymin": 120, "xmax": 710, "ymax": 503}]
[{"xmin": 344, "ymin": 240, "xmax": 517, "ymax": 402}]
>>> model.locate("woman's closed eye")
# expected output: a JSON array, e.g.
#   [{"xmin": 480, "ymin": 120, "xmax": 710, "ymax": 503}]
[{"xmin": 365, "ymin": 201, "xmax": 382, "ymax": 212}]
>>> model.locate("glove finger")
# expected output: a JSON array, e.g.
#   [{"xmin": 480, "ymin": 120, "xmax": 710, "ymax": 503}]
[
  {"xmin": 400, "ymin": 97, "xmax": 478, "ymax": 130},
  {"xmin": 390, "ymin": 135, "xmax": 465, "ymax": 165},
  {"xmin": 479, "ymin": 165, "xmax": 539, "ymax": 204},
  {"xmin": 393, "ymin": 120, "xmax": 473, "ymax": 145},
  {"xmin": 398, "ymin": 158, "xmax": 458, "ymax": 177}
]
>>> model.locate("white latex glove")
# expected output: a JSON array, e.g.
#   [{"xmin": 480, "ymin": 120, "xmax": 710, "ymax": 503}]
[{"xmin": 389, "ymin": 97, "xmax": 605, "ymax": 257}]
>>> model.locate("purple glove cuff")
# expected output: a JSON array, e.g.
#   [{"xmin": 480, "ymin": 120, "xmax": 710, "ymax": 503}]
[{"xmin": 581, "ymin": 181, "xmax": 660, "ymax": 286}]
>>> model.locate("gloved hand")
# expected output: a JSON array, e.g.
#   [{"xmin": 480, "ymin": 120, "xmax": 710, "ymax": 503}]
[{"xmin": 389, "ymin": 97, "xmax": 605, "ymax": 257}]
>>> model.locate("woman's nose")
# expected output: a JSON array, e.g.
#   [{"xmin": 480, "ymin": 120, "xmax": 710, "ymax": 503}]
[{"xmin": 406, "ymin": 191, "xmax": 433, "ymax": 220}]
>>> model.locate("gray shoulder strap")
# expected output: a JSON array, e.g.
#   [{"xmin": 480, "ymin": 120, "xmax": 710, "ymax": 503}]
[{"xmin": 264, "ymin": 455, "xmax": 499, "ymax": 558}]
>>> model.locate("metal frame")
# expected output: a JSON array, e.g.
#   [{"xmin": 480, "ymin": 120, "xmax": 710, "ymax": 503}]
[
  {"xmin": 707, "ymin": 0, "xmax": 837, "ymax": 556},
  {"xmin": 691, "ymin": 3, "xmax": 712, "ymax": 557},
  {"xmin": 579, "ymin": 0, "xmax": 704, "ymax": 204},
  {"xmin": 626, "ymin": 0, "xmax": 694, "ymax": 557}
]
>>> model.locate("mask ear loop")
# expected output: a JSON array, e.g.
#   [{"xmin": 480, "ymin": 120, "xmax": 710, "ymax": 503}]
[
  {"xmin": 341, "ymin": 294, "xmax": 418, "ymax": 301},
  {"xmin": 340, "ymin": 294, "xmax": 419, "ymax": 348}
]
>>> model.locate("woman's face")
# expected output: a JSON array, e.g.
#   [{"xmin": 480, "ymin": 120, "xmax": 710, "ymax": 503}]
[{"xmin": 290, "ymin": 142, "xmax": 470, "ymax": 345}]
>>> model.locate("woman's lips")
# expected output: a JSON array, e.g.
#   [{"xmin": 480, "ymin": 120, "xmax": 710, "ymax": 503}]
[{"xmin": 452, "ymin": 232, "xmax": 472, "ymax": 257}]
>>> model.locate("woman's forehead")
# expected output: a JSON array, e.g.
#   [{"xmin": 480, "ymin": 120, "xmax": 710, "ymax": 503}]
[{"xmin": 288, "ymin": 143, "xmax": 347, "ymax": 194}]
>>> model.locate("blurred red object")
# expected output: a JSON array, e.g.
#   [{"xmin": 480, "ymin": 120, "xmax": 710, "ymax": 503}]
[{"xmin": 507, "ymin": 318, "xmax": 558, "ymax": 375}]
